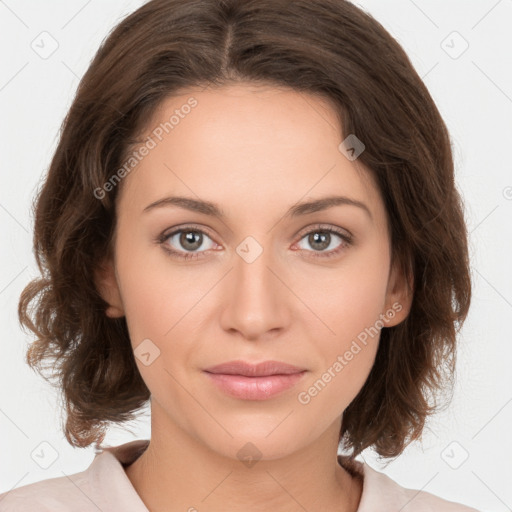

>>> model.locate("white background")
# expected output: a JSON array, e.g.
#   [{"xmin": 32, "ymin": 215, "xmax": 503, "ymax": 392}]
[{"xmin": 1, "ymin": 1, "xmax": 511, "ymax": 511}]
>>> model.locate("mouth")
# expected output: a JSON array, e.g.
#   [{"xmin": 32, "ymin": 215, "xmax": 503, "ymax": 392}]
[{"xmin": 203, "ymin": 360, "xmax": 307, "ymax": 400}]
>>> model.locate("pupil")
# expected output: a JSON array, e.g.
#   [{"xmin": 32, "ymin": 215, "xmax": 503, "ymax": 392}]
[
  {"xmin": 310, "ymin": 232, "xmax": 329, "ymax": 251},
  {"xmin": 181, "ymin": 231, "xmax": 201, "ymax": 251}
]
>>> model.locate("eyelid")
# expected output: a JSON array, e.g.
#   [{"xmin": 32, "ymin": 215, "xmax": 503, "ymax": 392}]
[
  {"xmin": 159, "ymin": 223, "xmax": 216, "ymax": 241},
  {"xmin": 158, "ymin": 223, "xmax": 352, "ymax": 245},
  {"xmin": 295, "ymin": 223, "xmax": 353, "ymax": 240}
]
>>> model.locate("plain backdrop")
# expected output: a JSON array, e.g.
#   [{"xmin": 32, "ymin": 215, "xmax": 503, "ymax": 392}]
[{"xmin": 1, "ymin": 1, "xmax": 511, "ymax": 511}]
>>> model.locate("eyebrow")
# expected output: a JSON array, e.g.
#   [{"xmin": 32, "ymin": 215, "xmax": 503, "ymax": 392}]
[{"xmin": 143, "ymin": 194, "xmax": 372, "ymax": 221}]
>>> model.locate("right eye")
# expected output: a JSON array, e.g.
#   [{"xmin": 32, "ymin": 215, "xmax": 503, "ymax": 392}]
[{"xmin": 158, "ymin": 226, "xmax": 219, "ymax": 261}]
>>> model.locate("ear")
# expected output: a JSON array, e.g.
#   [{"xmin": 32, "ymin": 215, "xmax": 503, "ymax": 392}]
[
  {"xmin": 94, "ymin": 257, "xmax": 125, "ymax": 318},
  {"xmin": 382, "ymin": 256, "xmax": 414, "ymax": 327}
]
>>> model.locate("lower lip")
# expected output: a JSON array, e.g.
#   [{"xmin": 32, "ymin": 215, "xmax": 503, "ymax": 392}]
[{"xmin": 203, "ymin": 371, "xmax": 307, "ymax": 400}]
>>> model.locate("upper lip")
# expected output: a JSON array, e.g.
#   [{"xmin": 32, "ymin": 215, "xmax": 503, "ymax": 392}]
[{"xmin": 204, "ymin": 360, "xmax": 306, "ymax": 377}]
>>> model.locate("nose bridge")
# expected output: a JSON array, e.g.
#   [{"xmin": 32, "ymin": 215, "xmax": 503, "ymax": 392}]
[
  {"xmin": 220, "ymin": 234, "xmax": 290, "ymax": 338},
  {"xmin": 234, "ymin": 233, "xmax": 281, "ymax": 303}
]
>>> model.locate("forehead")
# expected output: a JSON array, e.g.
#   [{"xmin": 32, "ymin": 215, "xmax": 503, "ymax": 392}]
[{"xmin": 117, "ymin": 82, "xmax": 383, "ymax": 224}]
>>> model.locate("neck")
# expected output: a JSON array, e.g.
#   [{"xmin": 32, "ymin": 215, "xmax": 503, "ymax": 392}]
[{"xmin": 124, "ymin": 402, "xmax": 363, "ymax": 512}]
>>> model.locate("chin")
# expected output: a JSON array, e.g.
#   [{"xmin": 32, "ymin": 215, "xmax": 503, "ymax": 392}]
[{"xmin": 201, "ymin": 427, "xmax": 308, "ymax": 463}]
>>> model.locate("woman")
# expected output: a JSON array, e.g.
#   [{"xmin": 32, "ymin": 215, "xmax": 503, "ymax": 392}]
[{"xmin": 1, "ymin": 0, "xmax": 478, "ymax": 510}]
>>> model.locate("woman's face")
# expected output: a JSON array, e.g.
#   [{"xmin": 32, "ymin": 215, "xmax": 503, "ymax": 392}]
[{"xmin": 97, "ymin": 82, "xmax": 411, "ymax": 460}]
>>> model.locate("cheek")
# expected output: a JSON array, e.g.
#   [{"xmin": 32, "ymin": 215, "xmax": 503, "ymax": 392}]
[
  {"xmin": 115, "ymin": 229, "xmax": 200, "ymax": 340},
  {"xmin": 296, "ymin": 275, "xmax": 384, "ymax": 423},
  {"xmin": 295, "ymin": 246, "xmax": 390, "ymax": 344},
  {"xmin": 327, "ymin": 270, "xmax": 388, "ymax": 341},
  {"xmin": 293, "ymin": 248, "xmax": 389, "ymax": 407},
  {"xmin": 114, "ymin": 236, "xmax": 213, "ymax": 399}
]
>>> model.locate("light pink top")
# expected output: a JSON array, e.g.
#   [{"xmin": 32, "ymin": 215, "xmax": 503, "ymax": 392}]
[{"xmin": 0, "ymin": 439, "xmax": 479, "ymax": 511}]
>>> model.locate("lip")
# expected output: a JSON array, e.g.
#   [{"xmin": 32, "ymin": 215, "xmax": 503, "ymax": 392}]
[
  {"xmin": 203, "ymin": 360, "xmax": 307, "ymax": 400},
  {"xmin": 204, "ymin": 360, "xmax": 306, "ymax": 377}
]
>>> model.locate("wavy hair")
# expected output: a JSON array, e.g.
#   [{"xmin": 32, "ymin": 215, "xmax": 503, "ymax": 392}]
[{"xmin": 18, "ymin": 0, "xmax": 471, "ymax": 458}]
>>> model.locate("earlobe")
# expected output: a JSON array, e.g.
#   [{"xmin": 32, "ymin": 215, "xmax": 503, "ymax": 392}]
[
  {"xmin": 94, "ymin": 258, "xmax": 125, "ymax": 318},
  {"xmin": 105, "ymin": 304, "xmax": 125, "ymax": 319},
  {"xmin": 383, "ymin": 257, "xmax": 414, "ymax": 327}
]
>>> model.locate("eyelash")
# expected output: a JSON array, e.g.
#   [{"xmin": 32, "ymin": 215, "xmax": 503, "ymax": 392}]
[{"xmin": 156, "ymin": 224, "xmax": 353, "ymax": 261}]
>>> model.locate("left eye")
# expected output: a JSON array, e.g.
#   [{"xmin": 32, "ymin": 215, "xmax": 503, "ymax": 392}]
[{"xmin": 295, "ymin": 228, "xmax": 351, "ymax": 255}]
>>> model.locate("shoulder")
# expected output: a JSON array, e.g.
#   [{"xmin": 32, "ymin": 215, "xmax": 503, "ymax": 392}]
[
  {"xmin": 0, "ymin": 440, "xmax": 150, "ymax": 512},
  {"xmin": 362, "ymin": 462, "xmax": 481, "ymax": 511},
  {"xmin": 394, "ymin": 482, "xmax": 481, "ymax": 512},
  {"xmin": 341, "ymin": 457, "xmax": 481, "ymax": 512},
  {"xmin": 0, "ymin": 469, "xmax": 94, "ymax": 511}
]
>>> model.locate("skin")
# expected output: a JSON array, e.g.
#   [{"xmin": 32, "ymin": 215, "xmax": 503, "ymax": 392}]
[{"xmin": 95, "ymin": 82, "xmax": 413, "ymax": 512}]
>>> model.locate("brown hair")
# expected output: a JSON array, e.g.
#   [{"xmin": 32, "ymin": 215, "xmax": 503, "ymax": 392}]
[{"xmin": 18, "ymin": 0, "xmax": 471, "ymax": 459}]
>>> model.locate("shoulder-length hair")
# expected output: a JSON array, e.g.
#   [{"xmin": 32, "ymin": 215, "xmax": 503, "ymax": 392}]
[{"xmin": 19, "ymin": 0, "xmax": 471, "ymax": 458}]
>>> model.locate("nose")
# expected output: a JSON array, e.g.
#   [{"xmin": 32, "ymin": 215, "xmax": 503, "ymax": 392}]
[{"xmin": 218, "ymin": 239, "xmax": 291, "ymax": 341}]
